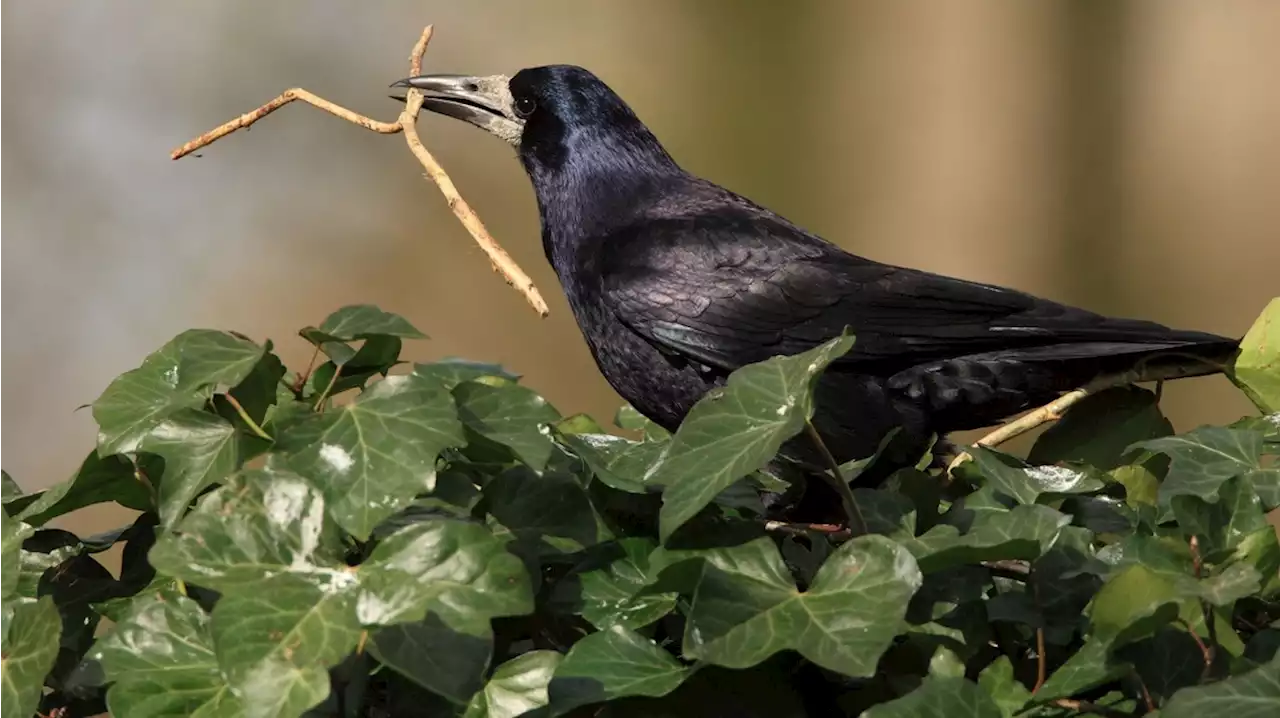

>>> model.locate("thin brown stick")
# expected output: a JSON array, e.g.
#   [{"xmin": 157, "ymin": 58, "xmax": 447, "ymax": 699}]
[
  {"xmin": 1032, "ymin": 577, "xmax": 1047, "ymax": 694},
  {"xmin": 1051, "ymin": 699, "xmax": 1128, "ymax": 718},
  {"xmin": 947, "ymin": 356, "xmax": 1224, "ymax": 474},
  {"xmin": 1189, "ymin": 536, "xmax": 1217, "ymax": 681},
  {"xmin": 170, "ymin": 24, "xmax": 550, "ymax": 317},
  {"xmin": 763, "ymin": 520, "xmax": 852, "ymax": 540}
]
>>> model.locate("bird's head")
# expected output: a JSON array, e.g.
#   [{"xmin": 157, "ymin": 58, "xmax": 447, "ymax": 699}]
[{"xmin": 392, "ymin": 65, "xmax": 675, "ymax": 180}]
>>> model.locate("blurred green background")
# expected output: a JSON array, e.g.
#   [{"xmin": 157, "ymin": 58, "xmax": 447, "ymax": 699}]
[{"xmin": 4, "ymin": 1, "xmax": 1278, "ymax": 536}]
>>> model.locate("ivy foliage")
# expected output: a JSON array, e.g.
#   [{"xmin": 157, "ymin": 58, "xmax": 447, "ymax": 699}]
[{"xmin": 3, "ymin": 299, "xmax": 1279, "ymax": 717}]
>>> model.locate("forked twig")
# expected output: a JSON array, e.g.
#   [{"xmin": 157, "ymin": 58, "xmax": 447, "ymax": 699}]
[{"xmin": 171, "ymin": 24, "xmax": 550, "ymax": 318}]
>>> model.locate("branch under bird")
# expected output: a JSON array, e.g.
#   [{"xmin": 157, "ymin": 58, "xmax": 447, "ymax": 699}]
[{"xmin": 391, "ymin": 66, "xmax": 1237, "ymax": 515}]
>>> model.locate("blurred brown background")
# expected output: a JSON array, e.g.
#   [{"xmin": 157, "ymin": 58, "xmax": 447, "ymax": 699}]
[{"xmin": 3, "ymin": 2, "xmax": 1278, "ymax": 537}]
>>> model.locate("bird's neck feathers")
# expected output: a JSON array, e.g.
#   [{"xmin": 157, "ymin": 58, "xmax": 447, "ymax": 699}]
[{"xmin": 520, "ymin": 114, "xmax": 684, "ymax": 271}]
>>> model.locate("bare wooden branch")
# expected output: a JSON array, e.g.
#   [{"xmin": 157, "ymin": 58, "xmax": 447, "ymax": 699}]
[{"xmin": 170, "ymin": 24, "xmax": 550, "ymax": 317}]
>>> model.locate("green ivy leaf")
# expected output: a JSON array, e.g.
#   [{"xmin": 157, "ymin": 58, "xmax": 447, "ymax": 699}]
[
  {"xmin": 370, "ymin": 608, "xmax": 493, "ymax": 705},
  {"xmin": 678, "ymin": 534, "xmax": 920, "ymax": 677},
  {"xmin": 976, "ymin": 656, "xmax": 1031, "ymax": 718},
  {"xmin": 14, "ymin": 451, "xmax": 153, "ymax": 527},
  {"xmin": 1229, "ymin": 297, "xmax": 1280, "ymax": 414},
  {"xmin": 654, "ymin": 334, "xmax": 854, "ymax": 541},
  {"xmin": 454, "ymin": 381, "xmax": 561, "ymax": 471},
  {"xmin": 1, "ymin": 472, "xmax": 22, "ymax": 503},
  {"xmin": 356, "ymin": 519, "xmax": 534, "ymax": 627},
  {"xmin": 965, "ymin": 447, "xmax": 1102, "ymax": 505},
  {"xmin": 138, "ymin": 410, "xmax": 240, "ymax": 530},
  {"xmin": 555, "ymin": 432, "xmax": 666, "ymax": 494},
  {"xmin": 548, "ymin": 626, "xmax": 690, "ymax": 714},
  {"xmin": 1111, "ymin": 463, "xmax": 1159, "ymax": 509},
  {"xmin": 316, "ymin": 304, "xmax": 427, "ymax": 340},
  {"xmin": 1171, "ymin": 476, "xmax": 1269, "ymax": 559},
  {"xmin": 1163, "ymin": 654, "xmax": 1280, "ymax": 717},
  {"xmin": 861, "ymin": 675, "xmax": 1002, "ymax": 718},
  {"xmin": 613, "ymin": 404, "xmax": 669, "ymax": 440},
  {"xmin": 93, "ymin": 330, "xmax": 264, "ymax": 455},
  {"xmin": 1136, "ymin": 426, "xmax": 1271, "ymax": 507},
  {"xmin": 274, "ymin": 373, "xmax": 465, "ymax": 540},
  {"xmin": 1028, "ymin": 386, "xmax": 1173, "ymax": 469},
  {"xmin": 464, "ymin": 650, "xmax": 563, "ymax": 718},
  {"xmin": 1200, "ymin": 563, "xmax": 1264, "ymax": 606},
  {"xmin": 1089, "ymin": 564, "xmax": 1188, "ymax": 646},
  {"xmin": 1, "ymin": 597, "xmax": 62, "ymax": 718},
  {"xmin": 413, "ymin": 359, "xmax": 520, "ymax": 391},
  {"xmin": 484, "ymin": 466, "xmax": 612, "ymax": 555},
  {"xmin": 148, "ymin": 468, "xmax": 347, "ymax": 592},
  {"xmin": 550, "ymin": 538, "xmax": 677, "ymax": 631},
  {"xmin": 90, "ymin": 591, "xmax": 242, "ymax": 717},
  {"xmin": 210, "ymin": 573, "xmax": 358, "ymax": 716},
  {"xmin": 904, "ymin": 504, "xmax": 1071, "ymax": 573},
  {"xmin": 1, "ymin": 512, "xmax": 35, "ymax": 601}
]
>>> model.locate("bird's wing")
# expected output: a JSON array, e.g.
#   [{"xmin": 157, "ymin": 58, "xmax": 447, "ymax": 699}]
[{"xmin": 599, "ymin": 213, "xmax": 1223, "ymax": 374}]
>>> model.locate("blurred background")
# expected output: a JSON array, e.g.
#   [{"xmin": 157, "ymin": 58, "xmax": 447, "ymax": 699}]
[{"xmin": 4, "ymin": 2, "xmax": 1278, "ymax": 537}]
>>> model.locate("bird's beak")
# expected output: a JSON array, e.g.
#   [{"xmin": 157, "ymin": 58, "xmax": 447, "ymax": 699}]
[{"xmin": 390, "ymin": 74, "xmax": 524, "ymax": 145}]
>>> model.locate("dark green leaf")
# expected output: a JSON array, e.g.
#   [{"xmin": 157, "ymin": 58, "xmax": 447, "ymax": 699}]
[
  {"xmin": 317, "ymin": 304, "xmax": 427, "ymax": 340},
  {"xmin": 1, "ymin": 472, "xmax": 21, "ymax": 503},
  {"xmin": 1028, "ymin": 386, "xmax": 1172, "ymax": 469},
  {"xmin": 1162, "ymin": 654, "xmax": 1280, "ymax": 718},
  {"xmin": 413, "ymin": 359, "xmax": 519, "ymax": 391},
  {"xmin": 904, "ymin": 504, "xmax": 1070, "ymax": 573},
  {"xmin": 854, "ymin": 487, "xmax": 916, "ymax": 537},
  {"xmin": 548, "ymin": 626, "xmax": 690, "ymax": 714},
  {"xmin": 679, "ymin": 534, "xmax": 921, "ymax": 677},
  {"xmin": 210, "ymin": 573, "xmax": 358, "ymax": 715},
  {"xmin": 464, "ymin": 650, "xmax": 562, "ymax": 718},
  {"xmin": 1117, "ymin": 628, "xmax": 1212, "ymax": 705},
  {"xmin": 1, "ymin": 597, "xmax": 62, "ymax": 718},
  {"xmin": 16, "ymin": 451, "xmax": 152, "ymax": 526},
  {"xmin": 93, "ymin": 330, "xmax": 263, "ymax": 455},
  {"xmin": 861, "ymin": 675, "xmax": 1002, "ymax": 718},
  {"xmin": 1200, "ymin": 563, "xmax": 1263, "ymax": 606},
  {"xmin": 977, "ymin": 656, "xmax": 1031, "ymax": 718},
  {"xmin": 965, "ymin": 447, "xmax": 1101, "ymax": 505},
  {"xmin": 454, "ymin": 381, "xmax": 561, "ymax": 470},
  {"xmin": 90, "ymin": 591, "xmax": 242, "ymax": 717},
  {"xmin": 1171, "ymin": 476, "xmax": 1268, "ymax": 558},
  {"xmin": 1034, "ymin": 639, "xmax": 1126, "ymax": 702},
  {"xmin": 655, "ymin": 334, "xmax": 854, "ymax": 541},
  {"xmin": 1229, "ymin": 298, "xmax": 1280, "ymax": 414},
  {"xmin": 555, "ymin": 432, "xmax": 666, "ymax": 494},
  {"xmin": 138, "ymin": 410, "xmax": 239, "ymax": 530},
  {"xmin": 357, "ymin": 519, "xmax": 533, "ymax": 627},
  {"xmin": 549, "ymin": 538, "xmax": 676, "ymax": 630},
  {"xmin": 275, "ymin": 373, "xmax": 465, "ymax": 540},
  {"xmin": 370, "ymin": 608, "xmax": 492, "ymax": 705},
  {"xmin": 148, "ymin": 468, "xmax": 347, "ymax": 591},
  {"xmin": 484, "ymin": 466, "xmax": 611, "ymax": 555},
  {"xmin": 1089, "ymin": 564, "xmax": 1188, "ymax": 646},
  {"xmin": 1, "ymin": 512, "xmax": 34, "ymax": 600},
  {"xmin": 1137, "ymin": 426, "xmax": 1269, "ymax": 506}
]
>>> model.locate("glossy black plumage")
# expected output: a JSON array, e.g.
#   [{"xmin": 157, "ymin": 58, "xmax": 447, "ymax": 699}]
[{"xmin": 409, "ymin": 65, "xmax": 1238, "ymax": 476}]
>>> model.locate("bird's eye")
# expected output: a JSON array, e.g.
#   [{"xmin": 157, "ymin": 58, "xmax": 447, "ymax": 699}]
[{"xmin": 514, "ymin": 96, "xmax": 536, "ymax": 118}]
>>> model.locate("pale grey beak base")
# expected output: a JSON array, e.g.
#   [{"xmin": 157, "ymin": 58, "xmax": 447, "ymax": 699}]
[{"xmin": 391, "ymin": 74, "xmax": 524, "ymax": 145}]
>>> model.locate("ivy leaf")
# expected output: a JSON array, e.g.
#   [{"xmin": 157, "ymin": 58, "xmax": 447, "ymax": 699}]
[
  {"xmin": 454, "ymin": 381, "xmax": 561, "ymax": 471},
  {"xmin": 1034, "ymin": 639, "xmax": 1127, "ymax": 702},
  {"xmin": 316, "ymin": 304, "xmax": 427, "ymax": 340},
  {"xmin": 90, "ymin": 591, "xmax": 242, "ymax": 717},
  {"xmin": 413, "ymin": 359, "xmax": 520, "ymax": 391},
  {"xmin": 614, "ymin": 404, "xmax": 669, "ymax": 440},
  {"xmin": 14, "ymin": 451, "xmax": 153, "ymax": 527},
  {"xmin": 1199, "ymin": 563, "xmax": 1263, "ymax": 606},
  {"xmin": 904, "ymin": 504, "xmax": 1071, "ymax": 574},
  {"xmin": 464, "ymin": 650, "xmax": 563, "ymax": 718},
  {"xmin": 370, "ymin": 608, "xmax": 493, "ymax": 705},
  {"xmin": 484, "ymin": 465, "xmax": 612, "ymax": 555},
  {"xmin": 1163, "ymin": 654, "xmax": 1280, "ymax": 717},
  {"xmin": 679, "ymin": 534, "xmax": 921, "ymax": 677},
  {"xmin": 148, "ymin": 468, "xmax": 348, "ymax": 592},
  {"xmin": 1171, "ymin": 476, "xmax": 1269, "ymax": 559},
  {"xmin": 93, "ymin": 330, "xmax": 264, "ymax": 455},
  {"xmin": 555, "ymin": 432, "xmax": 666, "ymax": 494},
  {"xmin": 861, "ymin": 675, "xmax": 1002, "ymax": 718},
  {"xmin": 654, "ymin": 334, "xmax": 854, "ymax": 541},
  {"xmin": 977, "ymin": 656, "xmax": 1031, "ymax": 718},
  {"xmin": 549, "ymin": 538, "xmax": 677, "ymax": 630},
  {"xmin": 1136, "ymin": 426, "xmax": 1270, "ymax": 506},
  {"xmin": 965, "ymin": 447, "xmax": 1102, "ymax": 505},
  {"xmin": 138, "ymin": 410, "xmax": 240, "ymax": 530},
  {"xmin": 274, "ymin": 373, "xmax": 465, "ymax": 540},
  {"xmin": 1, "ymin": 472, "xmax": 22, "ymax": 503},
  {"xmin": 1229, "ymin": 297, "xmax": 1280, "ymax": 413},
  {"xmin": 548, "ymin": 626, "xmax": 690, "ymax": 714},
  {"xmin": 1, "ymin": 597, "xmax": 62, "ymax": 718},
  {"xmin": 1, "ymin": 512, "xmax": 35, "ymax": 600},
  {"xmin": 1089, "ymin": 564, "xmax": 1188, "ymax": 646},
  {"xmin": 1028, "ymin": 386, "xmax": 1173, "ymax": 469},
  {"xmin": 356, "ymin": 519, "xmax": 534, "ymax": 627},
  {"xmin": 210, "ymin": 574, "xmax": 359, "ymax": 716}
]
